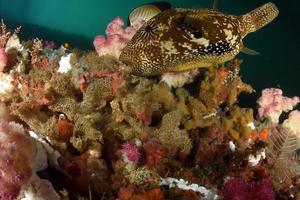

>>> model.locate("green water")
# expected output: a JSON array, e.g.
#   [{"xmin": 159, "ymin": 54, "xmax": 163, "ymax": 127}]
[{"xmin": 0, "ymin": 0, "xmax": 299, "ymax": 97}]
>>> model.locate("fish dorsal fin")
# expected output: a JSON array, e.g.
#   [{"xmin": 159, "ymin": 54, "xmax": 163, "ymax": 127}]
[
  {"xmin": 241, "ymin": 45, "xmax": 260, "ymax": 55},
  {"xmin": 129, "ymin": 2, "xmax": 171, "ymax": 25},
  {"xmin": 176, "ymin": 11, "xmax": 206, "ymax": 39},
  {"xmin": 129, "ymin": 5, "xmax": 161, "ymax": 24},
  {"xmin": 149, "ymin": 1, "xmax": 171, "ymax": 11}
]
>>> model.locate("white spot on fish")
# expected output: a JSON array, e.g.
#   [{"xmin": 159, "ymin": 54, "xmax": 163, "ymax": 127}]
[{"xmin": 181, "ymin": 42, "xmax": 193, "ymax": 50}]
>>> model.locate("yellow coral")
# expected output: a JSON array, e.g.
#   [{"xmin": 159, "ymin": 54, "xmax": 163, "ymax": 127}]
[
  {"xmin": 155, "ymin": 111, "xmax": 192, "ymax": 156},
  {"xmin": 222, "ymin": 106, "xmax": 254, "ymax": 139}
]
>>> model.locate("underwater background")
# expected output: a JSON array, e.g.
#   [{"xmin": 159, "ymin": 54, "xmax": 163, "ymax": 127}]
[{"xmin": 0, "ymin": 0, "xmax": 299, "ymax": 97}]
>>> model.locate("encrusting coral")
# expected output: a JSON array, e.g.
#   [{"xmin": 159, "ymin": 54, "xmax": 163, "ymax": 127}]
[{"xmin": 0, "ymin": 14, "xmax": 298, "ymax": 200}]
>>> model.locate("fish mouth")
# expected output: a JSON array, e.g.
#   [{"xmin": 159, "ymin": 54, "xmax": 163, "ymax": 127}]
[{"xmin": 131, "ymin": 70, "xmax": 145, "ymax": 77}]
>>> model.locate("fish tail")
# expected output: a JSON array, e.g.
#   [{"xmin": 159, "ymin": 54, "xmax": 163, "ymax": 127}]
[{"xmin": 240, "ymin": 2, "xmax": 279, "ymax": 36}]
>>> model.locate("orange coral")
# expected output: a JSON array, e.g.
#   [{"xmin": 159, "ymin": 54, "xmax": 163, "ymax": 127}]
[
  {"xmin": 136, "ymin": 105, "xmax": 152, "ymax": 126},
  {"xmin": 144, "ymin": 140, "xmax": 165, "ymax": 167},
  {"xmin": 118, "ymin": 185, "xmax": 135, "ymax": 200},
  {"xmin": 118, "ymin": 185, "xmax": 164, "ymax": 200},
  {"xmin": 251, "ymin": 130, "xmax": 259, "ymax": 141},
  {"xmin": 144, "ymin": 188, "xmax": 164, "ymax": 200},
  {"xmin": 111, "ymin": 73, "xmax": 125, "ymax": 95},
  {"xmin": 30, "ymin": 80, "xmax": 53, "ymax": 108},
  {"xmin": 58, "ymin": 115, "xmax": 73, "ymax": 142},
  {"xmin": 36, "ymin": 57, "xmax": 49, "ymax": 69},
  {"xmin": 218, "ymin": 68, "xmax": 230, "ymax": 78},
  {"xmin": 259, "ymin": 128, "xmax": 269, "ymax": 141},
  {"xmin": 251, "ymin": 128, "xmax": 270, "ymax": 141}
]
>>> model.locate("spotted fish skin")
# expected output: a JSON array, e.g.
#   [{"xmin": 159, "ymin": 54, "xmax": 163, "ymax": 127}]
[{"xmin": 120, "ymin": 2, "xmax": 278, "ymax": 76}]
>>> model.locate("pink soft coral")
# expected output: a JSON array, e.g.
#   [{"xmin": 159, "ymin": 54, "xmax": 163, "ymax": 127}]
[
  {"xmin": 121, "ymin": 141, "xmax": 141, "ymax": 164},
  {"xmin": 93, "ymin": 17, "xmax": 144, "ymax": 58},
  {"xmin": 0, "ymin": 119, "xmax": 59, "ymax": 200},
  {"xmin": 257, "ymin": 88, "xmax": 299, "ymax": 123},
  {"xmin": 0, "ymin": 48, "xmax": 7, "ymax": 71},
  {"xmin": 222, "ymin": 178, "xmax": 275, "ymax": 200}
]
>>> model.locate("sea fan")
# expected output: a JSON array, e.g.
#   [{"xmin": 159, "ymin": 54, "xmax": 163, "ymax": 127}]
[{"xmin": 266, "ymin": 125, "xmax": 300, "ymax": 188}]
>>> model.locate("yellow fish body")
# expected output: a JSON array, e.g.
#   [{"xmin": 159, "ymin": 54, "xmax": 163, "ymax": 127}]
[{"xmin": 120, "ymin": 2, "xmax": 278, "ymax": 76}]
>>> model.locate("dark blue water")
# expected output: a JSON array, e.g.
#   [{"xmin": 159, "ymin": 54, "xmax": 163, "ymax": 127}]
[{"xmin": 0, "ymin": 0, "xmax": 299, "ymax": 97}]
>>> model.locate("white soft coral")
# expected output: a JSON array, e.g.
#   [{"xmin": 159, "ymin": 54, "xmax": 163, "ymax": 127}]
[
  {"xmin": 282, "ymin": 110, "xmax": 300, "ymax": 145},
  {"xmin": 160, "ymin": 70, "xmax": 200, "ymax": 88}
]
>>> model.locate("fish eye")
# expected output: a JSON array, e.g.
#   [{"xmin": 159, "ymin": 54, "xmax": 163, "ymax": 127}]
[
  {"xmin": 192, "ymin": 30, "xmax": 202, "ymax": 38},
  {"xmin": 175, "ymin": 16, "xmax": 202, "ymax": 39},
  {"xmin": 144, "ymin": 25, "xmax": 153, "ymax": 32}
]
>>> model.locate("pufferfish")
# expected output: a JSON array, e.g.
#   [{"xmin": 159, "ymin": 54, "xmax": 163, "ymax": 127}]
[{"xmin": 119, "ymin": 2, "xmax": 279, "ymax": 76}]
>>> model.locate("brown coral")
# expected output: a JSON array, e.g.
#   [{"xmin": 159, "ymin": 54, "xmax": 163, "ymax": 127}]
[
  {"xmin": 155, "ymin": 111, "xmax": 192, "ymax": 156},
  {"xmin": 222, "ymin": 106, "xmax": 254, "ymax": 139},
  {"xmin": 144, "ymin": 139, "xmax": 166, "ymax": 168}
]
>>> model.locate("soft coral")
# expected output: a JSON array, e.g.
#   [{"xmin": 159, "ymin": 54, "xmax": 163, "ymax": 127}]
[
  {"xmin": 222, "ymin": 178, "xmax": 275, "ymax": 200},
  {"xmin": 93, "ymin": 17, "xmax": 144, "ymax": 58}
]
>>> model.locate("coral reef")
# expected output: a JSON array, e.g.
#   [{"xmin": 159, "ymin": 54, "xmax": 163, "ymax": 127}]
[{"xmin": 0, "ymin": 17, "xmax": 298, "ymax": 200}]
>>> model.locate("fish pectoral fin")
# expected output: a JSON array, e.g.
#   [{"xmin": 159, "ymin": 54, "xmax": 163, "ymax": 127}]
[
  {"xmin": 241, "ymin": 46, "xmax": 260, "ymax": 56},
  {"xmin": 212, "ymin": 0, "xmax": 219, "ymax": 10}
]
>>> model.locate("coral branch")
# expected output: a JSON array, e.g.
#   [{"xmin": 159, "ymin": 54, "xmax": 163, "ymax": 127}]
[
  {"xmin": 30, "ymin": 38, "xmax": 43, "ymax": 64},
  {"xmin": 0, "ymin": 19, "xmax": 11, "ymax": 48}
]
